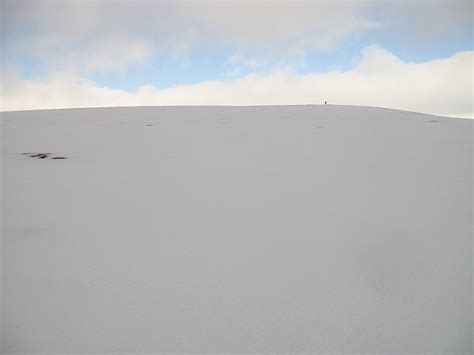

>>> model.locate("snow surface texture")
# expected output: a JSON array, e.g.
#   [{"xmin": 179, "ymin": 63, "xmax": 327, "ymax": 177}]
[{"xmin": 1, "ymin": 105, "xmax": 472, "ymax": 353}]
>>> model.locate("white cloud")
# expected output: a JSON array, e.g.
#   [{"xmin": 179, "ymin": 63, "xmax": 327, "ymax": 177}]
[
  {"xmin": 78, "ymin": 37, "xmax": 154, "ymax": 73},
  {"xmin": 5, "ymin": 1, "xmax": 469, "ymax": 57},
  {"xmin": 1, "ymin": 46, "xmax": 472, "ymax": 118},
  {"xmin": 3, "ymin": 0, "xmax": 471, "ymax": 80},
  {"xmin": 23, "ymin": 35, "xmax": 155, "ymax": 75},
  {"xmin": 180, "ymin": 1, "xmax": 377, "ymax": 51},
  {"xmin": 2, "ymin": 0, "xmax": 377, "ymax": 73},
  {"xmin": 373, "ymin": 0, "xmax": 472, "ymax": 45}
]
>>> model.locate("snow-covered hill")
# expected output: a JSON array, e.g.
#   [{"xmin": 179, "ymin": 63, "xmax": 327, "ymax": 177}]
[{"xmin": 1, "ymin": 105, "xmax": 472, "ymax": 352}]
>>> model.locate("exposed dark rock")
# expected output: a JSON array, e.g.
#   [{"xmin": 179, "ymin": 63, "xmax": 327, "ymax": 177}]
[
  {"xmin": 22, "ymin": 152, "xmax": 67, "ymax": 160},
  {"xmin": 30, "ymin": 153, "xmax": 51, "ymax": 159}
]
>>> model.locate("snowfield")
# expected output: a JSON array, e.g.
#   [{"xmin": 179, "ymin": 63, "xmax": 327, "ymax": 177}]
[{"xmin": 1, "ymin": 105, "xmax": 472, "ymax": 353}]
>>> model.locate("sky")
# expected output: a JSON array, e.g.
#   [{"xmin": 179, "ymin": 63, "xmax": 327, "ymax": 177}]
[{"xmin": 1, "ymin": 0, "xmax": 473, "ymax": 117}]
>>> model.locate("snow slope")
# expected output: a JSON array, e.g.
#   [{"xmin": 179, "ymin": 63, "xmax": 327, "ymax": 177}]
[{"xmin": 1, "ymin": 105, "xmax": 472, "ymax": 353}]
